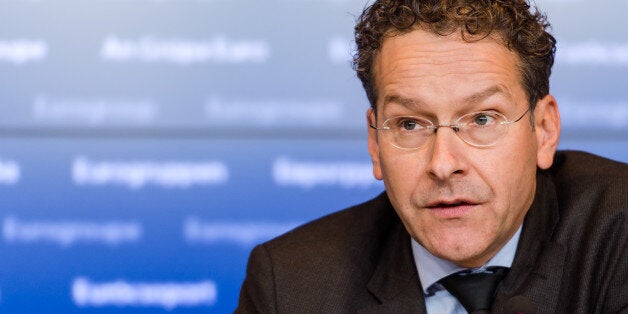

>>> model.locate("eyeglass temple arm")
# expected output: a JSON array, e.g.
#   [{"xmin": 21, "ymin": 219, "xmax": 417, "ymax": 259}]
[{"xmin": 512, "ymin": 107, "xmax": 531, "ymax": 123}]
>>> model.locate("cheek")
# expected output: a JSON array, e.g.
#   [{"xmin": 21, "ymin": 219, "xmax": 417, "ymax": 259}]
[
  {"xmin": 379, "ymin": 152, "xmax": 428, "ymax": 214},
  {"xmin": 478, "ymin": 142, "xmax": 537, "ymax": 215},
  {"xmin": 380, "ymin": 152, "xmax": 424, "ymax": 190}
]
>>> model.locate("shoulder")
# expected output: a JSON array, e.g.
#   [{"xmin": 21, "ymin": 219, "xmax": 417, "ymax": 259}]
[
  {"xmin": 238, "ymin": 192, "xmax": 401, "ymax": 312},
  {"xmin": 542, "ymin": 151, "xmax": 627, "ymax": 311},
  {"xmin": 550, "ymin": 150, "xmax": 628, "ymax": 182},
  {"xmin": 260, "ymin": 192, "xmax": 397, "ymax": 263},
  {"xmin": 547, "ymin": 150, "xmax": 627, "ymax": 217},
  {"xmin": 544, "ymin": 150, "xmax": 626, "ymax": 267}
]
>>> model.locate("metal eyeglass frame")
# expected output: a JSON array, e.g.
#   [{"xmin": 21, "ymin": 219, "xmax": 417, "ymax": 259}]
[{"xmin": 369, "ymin": 107, "xmax": 531, "ymax": 150}]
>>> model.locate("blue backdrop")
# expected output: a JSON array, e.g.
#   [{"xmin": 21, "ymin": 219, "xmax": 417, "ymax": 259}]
[{"xmin": 1, "ymin": 0, "xmax": 627, "ymax": 312}]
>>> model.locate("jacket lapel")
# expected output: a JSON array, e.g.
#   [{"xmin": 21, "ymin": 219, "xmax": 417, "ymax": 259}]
[
  {"xmin": 494, "ymin": 172, "xmax": 567, "ymax": 313},
  {"xmin": 358, "ymin": 219, "xmax": 426, "ymax": 314}
]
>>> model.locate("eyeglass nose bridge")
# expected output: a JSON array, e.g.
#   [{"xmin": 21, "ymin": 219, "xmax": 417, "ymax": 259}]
[
  {"xmin": 424, "ymin": 123, "xmax": 470, "ymax": 149},
  {"xmin": 428, "ymin": 123, "xmax": 462, "ymax": 133}
]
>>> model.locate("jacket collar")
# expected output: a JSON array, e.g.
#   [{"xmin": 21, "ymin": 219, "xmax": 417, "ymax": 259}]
[{"xmin": 493, "ymin": 171, "xmax": 567, "ymax": 313}]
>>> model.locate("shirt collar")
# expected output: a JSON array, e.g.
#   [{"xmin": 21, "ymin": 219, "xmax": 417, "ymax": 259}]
[{"xmin": 411, "ymin": 225, "xmax": 522, "ymax": 295}]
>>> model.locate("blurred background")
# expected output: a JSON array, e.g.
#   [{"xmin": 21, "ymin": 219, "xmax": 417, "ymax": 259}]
[{"xmin": 1, "ymin": 0, "xmax": 626, "ymax": 312}]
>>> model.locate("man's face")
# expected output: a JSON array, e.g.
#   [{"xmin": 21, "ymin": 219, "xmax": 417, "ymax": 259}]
[{"xmin": 367, "ymin": 28, "xmax": 559, "ymax": 267}]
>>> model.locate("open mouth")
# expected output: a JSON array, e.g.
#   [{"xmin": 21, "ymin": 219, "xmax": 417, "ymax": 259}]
[
  {"xmin": 426, "ymin": 200, "xmax": 478, "ymax": 217},
  {"xmin": 427, "ymin": 201, "xmax": 473, "ymax": 209}
]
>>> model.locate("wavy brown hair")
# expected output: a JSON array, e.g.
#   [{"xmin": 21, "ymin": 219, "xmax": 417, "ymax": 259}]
[{"xmin": 353, "ymin": 0, "xmax": 556, "ymax": 111}]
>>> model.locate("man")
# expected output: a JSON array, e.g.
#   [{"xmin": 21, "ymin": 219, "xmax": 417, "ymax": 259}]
[{"xmin": 236, "ymin": 0, "xmax": 627, "ymax": 313}]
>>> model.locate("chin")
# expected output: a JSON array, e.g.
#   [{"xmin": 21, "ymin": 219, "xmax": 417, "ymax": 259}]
[
  {"xmin": 426, "ymin": 233, "xmax": 493, "ymax": 266},
  {"xmin": 436, "ymin": 247, "xmax": 489, "ymax": 267}
]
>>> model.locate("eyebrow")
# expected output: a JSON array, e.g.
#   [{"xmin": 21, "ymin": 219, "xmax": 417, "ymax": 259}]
[
  {"xmin": 464, "ymin": 85, "xmax": 508, "ymax": 104},
  {"xmin": 382, "ymin": 94, "xmax": 424, "ymax": 111},
  {"xmin": 382, "ymin": 85, "xmax": 510, "ymax": 111}
]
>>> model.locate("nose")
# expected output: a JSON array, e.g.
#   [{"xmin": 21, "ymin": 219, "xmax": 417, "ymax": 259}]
[{"xmin": 426, "ymin": 127, "xmax": 467, "ymax": 181}]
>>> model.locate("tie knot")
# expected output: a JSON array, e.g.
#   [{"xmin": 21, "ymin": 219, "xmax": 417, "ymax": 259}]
[{"xmin": 438, "ymin": 266, "xmax": 509, "ymax": 313}]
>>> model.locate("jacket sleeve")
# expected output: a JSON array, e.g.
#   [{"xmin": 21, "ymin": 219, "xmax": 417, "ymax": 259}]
[{"xmin": 234, "ymin": 244, "xmax": 277, "ymax": 314}]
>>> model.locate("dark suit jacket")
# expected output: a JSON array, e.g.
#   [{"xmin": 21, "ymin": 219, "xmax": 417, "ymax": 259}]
[{"xmin": 236, "ymin": 151, "xmax": 627, "ymax": 313}]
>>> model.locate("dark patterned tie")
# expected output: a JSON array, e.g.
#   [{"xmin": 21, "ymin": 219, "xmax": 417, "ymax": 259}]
[{"xmin": 438, "ymin": 266, "xmax": 509, "ymax": 314}]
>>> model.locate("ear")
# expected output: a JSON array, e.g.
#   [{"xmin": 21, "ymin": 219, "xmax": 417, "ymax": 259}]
[
  {"xmin": 534, "ymin": 94, "xmax": 561, "ymax": 169},
  {"xmin": 367, "ymin": 108, "xmax": 384, "ymax": 180}
]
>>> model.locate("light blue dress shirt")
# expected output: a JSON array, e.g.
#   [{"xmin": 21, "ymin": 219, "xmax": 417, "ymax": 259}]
[{"xmin": 411, "ymin": 226, "xmax": 522, "ymax": 313}]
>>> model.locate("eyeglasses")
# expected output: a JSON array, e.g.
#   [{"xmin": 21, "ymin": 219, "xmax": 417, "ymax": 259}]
[{"xmin": 369, "ymin": 108, "xmax": 531, "ymax": 150}]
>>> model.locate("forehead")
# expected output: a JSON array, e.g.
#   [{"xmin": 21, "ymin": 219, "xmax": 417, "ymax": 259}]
[{"xmin": 373, "ymin": 28, "xmax": 525, "ymax": 112}]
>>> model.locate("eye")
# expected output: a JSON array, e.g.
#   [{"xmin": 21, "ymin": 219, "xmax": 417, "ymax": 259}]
[
  {"xmin": 385, "ymin": 116, "xmax": 430, "ymax": 132},
  {"xmin": 401, "ymin": 119, "xmax": 418, "ymax": 130},
  {"xmin": 394, "ymin": 117, "xmax": 430, "ymax": 131},
  {"xmin": 472, "ymin": 113, "xmax": 497, "ymax": 126}
]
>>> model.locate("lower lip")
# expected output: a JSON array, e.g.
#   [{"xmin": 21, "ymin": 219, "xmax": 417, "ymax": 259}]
[{"xmin": 428, "ymin": 204, "xmax": 477, "ymax": 218}]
